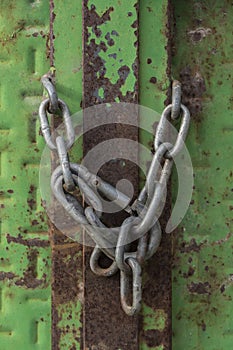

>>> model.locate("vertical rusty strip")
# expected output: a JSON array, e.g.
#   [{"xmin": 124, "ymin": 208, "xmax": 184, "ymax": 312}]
[
  {"xmin": 49, "ymin": 0, "xmax": 55, "ymax": 68},
  {"xmin": 83, "ymin": 1, "xmax": 139, "ymax": 349}
]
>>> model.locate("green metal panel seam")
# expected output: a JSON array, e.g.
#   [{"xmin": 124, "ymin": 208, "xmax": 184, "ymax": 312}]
[
  {"xmin": 139, "ymin": 1, "xmax": 171, "ymax": 349},
  {"xmin": 51, "ymin": 1, "xmax": 83, "ymax": 349},
  {"xmin": 0, "ymin": 1, "xmax": 51, "ymax": 350}
]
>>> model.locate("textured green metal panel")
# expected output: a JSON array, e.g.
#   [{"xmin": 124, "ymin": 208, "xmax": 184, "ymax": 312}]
[
  {"xmin": 172, "ymin": 1, "xmax": 233, "ymax": 349},
  {"xmin": 0, "ymin": 1, "xmax": 51, "ymax": 350}
]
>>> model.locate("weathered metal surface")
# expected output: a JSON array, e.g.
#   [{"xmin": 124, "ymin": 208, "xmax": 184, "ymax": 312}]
[
  {"xmin": 172, "ymin": 1, "xmax": 233, "ymax": 349},
  {"xmin": 83, "ymin": 0, "xmax": 140, "ymax": 348},
  {"xmin": 139, "ymin": 2, "xmax": 172, "ymax": 349},
  {"xmin": 0, "ymin": 1, "xmax": 51, "ymax": 349},
  {"xmin": 51, "ymin": 1, "xmax": 83, "ymax": 349}
]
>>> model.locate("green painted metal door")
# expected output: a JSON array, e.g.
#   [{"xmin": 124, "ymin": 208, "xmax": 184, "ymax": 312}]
[{"xmin": 0, "ymin": 1, "xmax": 232, "ymax": 349}]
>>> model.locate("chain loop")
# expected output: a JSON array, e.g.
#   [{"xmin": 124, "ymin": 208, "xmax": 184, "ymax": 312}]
[
  {"xmin": 56, "ymin": 136, "xmax": 76, "ymax": 192},
  {"xmin": 38, "ymin": 78, "xmax": 190, "ymax": 316},
  {"xmin": 115, "ymin": 217, "xmax": 138, "ymax": 274},
  {"xmin": 90, "ymin": 246, "xmax": 119, "ymax": 277},
  {"xmin": 39, "ymin": 98, "xmax": 75, "ymax": 151},
  {"xmin": 154, "ymin": 104, "xmax": 190, "ymax": 159},
  {"xmin": 120, "ymin": 257, "xmax": 142, "ymax": 316}
]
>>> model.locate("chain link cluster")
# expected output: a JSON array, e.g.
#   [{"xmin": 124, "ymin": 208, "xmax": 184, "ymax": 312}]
[{"xmin": 39, "ymin": 74, "xmax": 190, "ymax": 316}]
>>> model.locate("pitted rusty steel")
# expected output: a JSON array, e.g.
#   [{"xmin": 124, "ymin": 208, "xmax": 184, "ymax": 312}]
[{"xmin": 39, "ymin": 77, "xmax": 190, "ymax": 316}]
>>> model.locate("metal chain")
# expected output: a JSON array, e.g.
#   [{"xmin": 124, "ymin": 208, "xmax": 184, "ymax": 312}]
[{"xmin": 38, "ymin": 77, "xmax": 190, "ymax": 316}]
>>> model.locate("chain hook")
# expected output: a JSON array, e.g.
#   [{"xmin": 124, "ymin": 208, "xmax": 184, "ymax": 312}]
[{"xmin": 171, "ymin": 80, "xmax": 182, "ymax": 120}]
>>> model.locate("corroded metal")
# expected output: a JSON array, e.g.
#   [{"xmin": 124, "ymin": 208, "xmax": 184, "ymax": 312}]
[{"xmin": 82, "ymin": 0, "xmax": 140, "ymax": 346}]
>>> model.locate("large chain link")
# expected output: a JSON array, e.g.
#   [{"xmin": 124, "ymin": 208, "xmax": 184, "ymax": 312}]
[{"xmin": 39, "ymin": 74, "xmax": 190, "ymax": 316}]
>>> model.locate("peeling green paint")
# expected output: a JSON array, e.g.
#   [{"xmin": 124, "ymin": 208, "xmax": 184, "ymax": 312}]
[
  {"xmin": 86, "ymin": 0, "xmax": 138, "ymax": 99},
  {"xmin": 142, "ymin": 304, "xmax": 167, "ymax": 331}
]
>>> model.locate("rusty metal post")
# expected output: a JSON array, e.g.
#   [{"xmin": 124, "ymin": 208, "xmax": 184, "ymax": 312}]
[{"xmin": 82, "ymin": 1, "xmax": 140, "ymax": 349}]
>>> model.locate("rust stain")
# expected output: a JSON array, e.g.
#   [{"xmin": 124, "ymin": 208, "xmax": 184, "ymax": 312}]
[
  {"xmin": 6, "ymin": 234, "xmax": 50, "ymax": 248},
  {"xmin": 15, "ymin": 249, "xmax": 47, "ymax": 289},
  {"xmin": 140, "ymin": 329, "xmax": 164, "ymax": 348},
  {"xmin": 52, "ymin": 242, "xmax": 83, "ymax": 305},
  {"xmin": 179, "ymin": 238, "xmax": 202, "ymax": 253},
  {"xmin": 141, "ymin": 187, "xmax": 172, "ymax": 350},
  {"xmin": 48, "ymin": 0, "xmax": 56, "ymax": 66},
  {"xmin": 1, "ymin": 250, "xmax": 48, "ymax": 289},
  {"xmin": 179, "ymin": 66, "xmax": 206, "ymax": 120},
  {"xmin": 50, "ymin": 222, "xmax": 83, "ymax": 350},
  {"xmin": 187, "ymin": 281, "xmax": 211, "ymax": 295},
  {"xmin": 0, "ymin": 272, "xmax": 16, "ymax": 281},
  {"xmin": 188, "ymin": 27, "xmax": 212, "ymax": 43}
]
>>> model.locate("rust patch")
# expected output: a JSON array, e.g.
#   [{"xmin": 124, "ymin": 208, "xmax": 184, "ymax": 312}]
[
  {"xmin": 188, "ymin": 27, "xmax": 212, "ymax": 43},
  {"xmin": 52, "ymin": 242, "xmax": 83, "ymax": 305},
  {"xmin": 141, "ymin": 184, "xmax": 172, "ymax": 350},
  {"xmin": 50, "ymin": 222, "xmax": 83, "ymax": 350},
  {"xmin": 15, "ymin": 249, "xmax": 47, "ymax": 289},
  {"xmin": 187, "ymin": 281, "xmax": 211, "ymax": 295},
  {"xmin": 179, "ymin": 238, "xmax": 202, "ymax": 253},
  {"xmin": 183, "ymin": 266, "xmax": 195, "ymax": 278},
  {"xmin": 0, "ymin": 271, "xmax": 16, "ymax": 281},
  {"xmin": 201, "ymin": 320, "xmax": 206, "ymax": 331},
  {"xmin": 179, "ymin": 66, "xmax": 206, "ymax": 119},
  {"xmin": 6, "ymin": 234, "xmax": 50, "ymax": 248},
  {"xmin": 48, "ymin": 0, "xmax": 56, "ymax": 66},
  {"xmin": 140, "ymin": 329, "xmax": 164, "ymax": 348}
]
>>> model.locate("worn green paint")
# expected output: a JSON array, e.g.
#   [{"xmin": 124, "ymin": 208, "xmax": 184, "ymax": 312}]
[
  {"xmin": 4, "ymin": 1, "xmax": 232, "ymax": 349},
  {"xmin": 142, "ymin": 304, "xmax": 167, "ymax": 331},
  {"xmin": 172, "ymin": 1, "xmax": 233, "ymax": 349},
  {"xmin": 86, "ymin": 0, "xmax": 138, "ymax": 98},
  {"xmin": 0, "ymin": 1, "xmax": 51, "ymax": 350},
  {"xmin": 139, "ymin": 1, "xmax": 169, "ymax": 111},
  {"xmin": 139, "ymin": 0, "xmax": 170, "ymax": 187},
  {"xmin": 83, "ymin": 0, "xmax": 138, "ymax": 105}
]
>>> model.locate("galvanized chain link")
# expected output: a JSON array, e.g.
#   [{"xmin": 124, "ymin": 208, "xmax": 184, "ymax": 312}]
[{"xmin": 38, "ymin": 77, "xmax": 190, "ymax": 316}]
